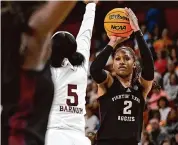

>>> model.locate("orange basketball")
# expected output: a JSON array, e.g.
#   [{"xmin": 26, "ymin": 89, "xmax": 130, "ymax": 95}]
[{"xmin": 104, "ymin": 8, "xmax": 133, "ymax": 37}]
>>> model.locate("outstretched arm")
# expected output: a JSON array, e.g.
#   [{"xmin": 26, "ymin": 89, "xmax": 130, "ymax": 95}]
[
  {"xmin": 125, "ymin": 7, "xmax": 154, "ymax": 97},
  {"xmin": 76, "ymin": 1, "xmax": 97, "ymax": 71}
]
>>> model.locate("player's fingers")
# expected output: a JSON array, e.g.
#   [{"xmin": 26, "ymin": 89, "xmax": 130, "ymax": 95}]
[
  {"xmin": 125, "ymin": 8, "xmax": 134, "ymax": 19},
  {"xmin": 126, "ymin": 8, "xmax": 132, "ymax": 15},
  {"xmin": 126, "ymin": 8, "xmax": 134, "ymax": 17},
  {"xmin": 128, "ymin": 8, "xmax": 137, "ymax": 19},
  {"xmin": 126, "ymin": 9, "xmax": 138, "ymax": 24},
  {"xmin": 124, "ymin": 7, "xmax": 129, "ymax": 15}
]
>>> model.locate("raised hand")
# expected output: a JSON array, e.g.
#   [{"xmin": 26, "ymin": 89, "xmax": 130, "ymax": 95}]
[
  {"xmin": 108, "ymin": 35, "xmax": 129, "ymax": 49},
  {"xmin": 125, "ymin": 7, "xmax": 140, "ymax": 32},
  {"xmin": 83, "ymin": 0, "xmax": 99, "ymax": 4}
]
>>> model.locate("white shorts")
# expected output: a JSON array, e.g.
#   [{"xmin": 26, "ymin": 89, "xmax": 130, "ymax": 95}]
[{"xmin": 45, "ymin": 129, "xmax": 91, "ymax": 145}]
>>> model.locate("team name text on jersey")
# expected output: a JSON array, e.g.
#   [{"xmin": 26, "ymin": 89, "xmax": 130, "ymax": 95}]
[
  {"xmin": 59, "ymin": 105, "xmax": 83, "ymax": 114},
  {"xmin": 112, "ymin": 94, "xmax": 140, "ymax": 103}
]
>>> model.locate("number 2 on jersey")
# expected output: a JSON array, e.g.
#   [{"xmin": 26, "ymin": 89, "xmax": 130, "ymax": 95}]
[
  {"xmin": 123, "ymin": 101, "xmax": 132, "ymax": 114},
  {"xmin": 67, "ymin": 84, "xmax": 78, "ymax": 106}
]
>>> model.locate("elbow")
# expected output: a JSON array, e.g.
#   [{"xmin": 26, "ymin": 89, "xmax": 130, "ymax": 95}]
[
  {"xmin": 141, "ymin": 73, "xmax": 154, "ymax": 81},
  {"xmin": 150, "ymin": 72, "xmax": 154, "ymax": 81},
  {"xmin": 90, "ymin": 61, "xmax": 101, "ymax": 77}
]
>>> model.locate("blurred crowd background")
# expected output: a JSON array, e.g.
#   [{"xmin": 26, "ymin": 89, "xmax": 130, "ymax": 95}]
[{"xmin": 1, "ymin": 1, "xmax": 178, "ymax": 145}]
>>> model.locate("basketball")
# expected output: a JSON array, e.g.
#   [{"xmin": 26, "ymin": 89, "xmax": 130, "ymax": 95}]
[{"xmin": 104, "ymin": 8, "xmax": 133, "ymax": 37}]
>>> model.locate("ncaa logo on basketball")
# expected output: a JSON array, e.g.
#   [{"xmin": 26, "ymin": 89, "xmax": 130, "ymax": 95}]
[{"xmin": 111, "ymin": 25, "xmax": 126, "ymax": 31}]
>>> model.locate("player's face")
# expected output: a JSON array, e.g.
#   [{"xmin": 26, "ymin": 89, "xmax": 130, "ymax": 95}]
[{"xmin": 113, "ymin": 49, "xmax": 135, "ymax": 78}]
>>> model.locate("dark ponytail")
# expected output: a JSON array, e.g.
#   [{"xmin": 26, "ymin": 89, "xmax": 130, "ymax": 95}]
[
  {"xmin": 51, "ymin": 31, "xmax": 85, "ymax": 68},
  {"xmin": 68, "ymin": 52, "xmax": 85, "ymax": 67}
]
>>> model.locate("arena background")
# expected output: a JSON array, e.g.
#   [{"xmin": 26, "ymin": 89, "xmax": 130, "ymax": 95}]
[{"xmin": 1, "ymin": 1, "xmax": 178, "ymax": 145}]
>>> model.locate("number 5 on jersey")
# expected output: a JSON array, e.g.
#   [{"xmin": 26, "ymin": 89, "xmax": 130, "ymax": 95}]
[{"xmin": 67, "ymin": 84, "xmax": 78, "ymax": 106}]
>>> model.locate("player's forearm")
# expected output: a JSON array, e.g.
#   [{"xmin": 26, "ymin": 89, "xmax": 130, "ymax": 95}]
[
  {"xmin": 90, "ymin": 45, "xmax": 113, "ymax": 83},
  {"xmin": 76, "ymin": 3, "xmax": 96, "ymax": 42},
  {"xmin": 135, "ymin": 30, "xmax": 154, "ymax": 81},
  {"xmin": 76, "ymin": 2, "xmax": 96, "ymax": 69},
  {"xmin": 21, "ymin": 2, "xmax": 76, "ymax": 71},
  {"xmin": 28, "ymin": 1, "xmax": 76, "ymax": 37}
]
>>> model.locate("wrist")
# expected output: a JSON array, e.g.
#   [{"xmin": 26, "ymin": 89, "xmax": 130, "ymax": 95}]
[
  {"xmin": 135, "ymin": 30, "xmax": 143, "ymax": 37},
  {"xmin": 133, "ymin": 26, "xmax": 140, "ymax": 32},
  {"xmin": 108, "ymin": 41, "xmax": 117, "ymax": 49}
]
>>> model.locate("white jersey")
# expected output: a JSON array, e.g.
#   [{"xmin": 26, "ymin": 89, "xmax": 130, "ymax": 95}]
[{"xmin": 48, "ymin": 3, "xmax": 96, "ymax": 133}]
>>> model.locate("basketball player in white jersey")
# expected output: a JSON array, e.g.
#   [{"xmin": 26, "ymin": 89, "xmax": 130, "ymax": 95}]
[{"xmin": 45, "ymin": 1, "xmax": 98, "ymax": 145}]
